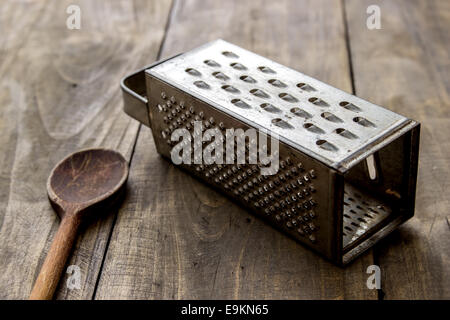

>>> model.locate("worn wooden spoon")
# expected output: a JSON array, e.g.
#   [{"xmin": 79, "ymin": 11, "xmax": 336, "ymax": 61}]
[{"xmin": 29, "ymin": 148, "xmax": 128, "ymax": 300}]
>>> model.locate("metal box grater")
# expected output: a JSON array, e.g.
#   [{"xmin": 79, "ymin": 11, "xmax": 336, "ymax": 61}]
[{"xmin": 121, "ymin": 39, "xmax": 420, "ymax": 265}]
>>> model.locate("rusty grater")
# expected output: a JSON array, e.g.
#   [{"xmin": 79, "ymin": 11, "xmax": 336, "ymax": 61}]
[{"xmin": 121, "ymin": 40, "xmax": 420, "ymax": 265}]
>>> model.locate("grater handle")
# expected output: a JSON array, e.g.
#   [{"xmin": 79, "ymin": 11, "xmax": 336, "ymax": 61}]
[{"xmin": 121, "ymin": 67, "xmax": 151, "ymax": 127}]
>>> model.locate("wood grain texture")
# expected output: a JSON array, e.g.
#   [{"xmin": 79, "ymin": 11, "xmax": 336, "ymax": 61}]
[
  {"xmin": 1, "ymin": 0, "xmax": 448, "ymax": 300},
  {"xmin": 345, "ymin": 0, "xmax": 450, "ymax": 299},
  {"xmin": 94, "ymin": 0, "xmax": 377, "ymax": 300},
  {"xmin": 0, "ymin": 0, "xmax": 172, "ymax": 299}
]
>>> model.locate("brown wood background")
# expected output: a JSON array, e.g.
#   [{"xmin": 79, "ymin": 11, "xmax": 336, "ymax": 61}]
[{"xmin": 0, "ymin": 0, "xmax": 448, "ymax": 299}]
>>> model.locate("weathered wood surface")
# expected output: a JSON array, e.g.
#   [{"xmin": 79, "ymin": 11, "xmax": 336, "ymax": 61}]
[
  {"xmin": 0, "ymin": 0, "xmax": 172, "ymax": 299},
  {"xmin": 94, "ymin": 0, "xmax": 376, "ymax": 300},
  {"xmin": 0, "ymin": 0, "xmax": 448, "ymax": 300},
  {"xmin": 346, "ymin": 0, "xmax": 450, "ymax": 299}
]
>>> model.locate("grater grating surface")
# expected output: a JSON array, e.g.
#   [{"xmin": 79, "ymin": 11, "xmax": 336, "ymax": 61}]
[
  {"xmin": 342, "ymin": 183, "xmax": 391, "ymax": 247},
  {"xmin": 149, "ymin": 39, "xmax": 408, "ymax": 170}
]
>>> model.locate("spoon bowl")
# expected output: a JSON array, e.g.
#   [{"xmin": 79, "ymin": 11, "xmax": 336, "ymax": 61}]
[{"xmin": 47, "ymin": 148, "xmax": 128, "ymax": 217}]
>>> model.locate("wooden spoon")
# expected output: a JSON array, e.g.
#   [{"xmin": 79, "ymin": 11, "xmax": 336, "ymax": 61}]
[{"xmin": 29, "ymin": 148, "xmax": 128, "ymax": 300}]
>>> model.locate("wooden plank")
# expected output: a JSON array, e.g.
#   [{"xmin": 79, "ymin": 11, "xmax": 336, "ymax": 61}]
[
  {"xmin": 0, "ymin": 0, "xmax": 172, "ymax": 299},
  {"xmin": 95, "ymin": 0, "xmax": 377, "ymax": 299},
  {"xmin": 345, "ymin": 0, "xmax": 450, "ymax": 299}
]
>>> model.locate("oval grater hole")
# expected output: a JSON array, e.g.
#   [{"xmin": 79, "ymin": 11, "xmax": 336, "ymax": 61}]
[
  {"xmin": 279, "ymin": 93, "xmax": 298, "ymax": 103},
  {"xmin": 344, "ymin": 201, "xmax": 350, "ymax": 206},
  {"xmin": 291, "ymin": 107, "xmax": 312, "ymax": 119},
  {"xmin": 340, "ymin": 101, "xmax": 361, "ymax": 112},
  {"xmin": 268, "ymin": 79, "xmax": 287, "ymax": 88},
  {"xmin": 335, "ymin": 128, "xmax": 358, "ymax": 139},
  {"xmin": 353, "ymin": 116, "xmax": 376, "ymax": 127},
  {"xmin": 250, "ymin": 88, "xmax": 270, "ymax": 98},
  {"xmin": 231, "ymin": 99, "xmax": 251, "ymax": 109},
  {"xmin": 345, "ymin": 226, "xmax": 353, "ymax": 232},
  {"xmin": 258, "ymin": 66, "xmax": 276, "ymax": 74},
  {"xmin": 321, "ymin": 112, "xmax": 343, "ymax": 123},
  {"xmin": 260, "ymin": 103, "xmax": 281, "ymax": 113},
  {"xmin": 212, "ymin": 71, "xmax": 230, "ymax": 81},
  {"xmin": 348, "ymin": 197, "xmax": 355, "ymax": 202},
  {"xmin": 272, "ymin": 118, "xmax": 294, "ymax": 129},
  {"xmin": 364, "ymin": 213, "xmax": 374, "ymax": 219},
  {"xmin": 350, "ymin": 209, "xmax": 357, "ymax": 214},
  {"xmin": 344, "ymin": 214, "xmax": 351, "ymax": 218},
  {"xmin": 309, "ymin": 97, "xmax": 328, "ymax": 106},
  {"xmin": 297, "ymin": 82, "xmax": 316, "ymax": 92},
  {"xmin": 204, "ymin": 59, "xmax": 221, "ymax": 67},
  {"xmin": 193, "ymin": 80, "xmax": 210, "ymax": 89},
  {"xmin": 230, "ymin": 62, "xmax": 247, "ymax": 70},
  {"xmin": 222, "ymin": 51, "xmax": 239, "ymax": 58},
  {"xmin": 304, "ymin": 123, "xmax": 325, "ymax": 134},
  {"xmin": 240, "ymin": 75, "xmax": 256, "ymax": 83},
  {"xmin": 185, "ymin": 68, "xmax": 201, "ymax": 76},
  {"xmin": 316, "ymin": 139, "xmax": 338, "ymax": 151},
  {"xmin": 222, "ymin": 85, "xmax": 240, "ymax": 93}
]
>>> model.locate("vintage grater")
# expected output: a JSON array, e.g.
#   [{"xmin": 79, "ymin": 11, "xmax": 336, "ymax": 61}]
[{"xmin": 121, "ymin": 39, "xmax": 420, "ymax": 265}]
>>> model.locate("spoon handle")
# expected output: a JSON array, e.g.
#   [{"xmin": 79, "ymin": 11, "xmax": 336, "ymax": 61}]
[{"xmin": 29, "ymin": 213, "xmax": 81, "ymax": 300}]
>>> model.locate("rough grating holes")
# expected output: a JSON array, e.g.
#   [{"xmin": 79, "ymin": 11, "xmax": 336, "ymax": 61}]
[
  {"xmin": 279, "ymin": 93, "xmax": 298, "ymax": 103},
  {"xmin": 212, "ymin": 71, "xmax": 229, "ymax": 80},
  {"xmin": 231, "ymin": 99, "xmax": 251, "ymax": 109},
  {"xmin": 185, "ymin": 68, "xmax": 201, "ymax": 76},
  {"xmin": 290, "ymin": 107, "xmax": 312, "ymax": 119},
  {"xmin": 297, "ymin": 83, "xmax": 316, "ymax": 92},
  {"xmin": 339, "ymin": 101, "xmax": 361, "ymax": 112},
  {"xmin": 222, "ymin": 51, "xmax": 239, "ymax": 58},
  {"xmin": 204, "ymin": 59, "xmax": 221, "ymax": 67},
  {"xmin": 304, "ymin": 123, "xmax": 325, "ymax": 134},
  {"xmin": 335, "ymin": 128, "xmax": 358, "ymax": 139},
  {"xmin": 230, "ymin": 62, "xmax": 247, "ymax": 70},
  {"xmin": 353, "ymin": 116, "xmax": 376, "ymax": 127},
  {"xmin": 258, "ymin": 66, "xmax": 275, "ymax": 74},
  {"xmin": 194, "ymin": 80, "xmax": 210, "ymax": 89},
  {"xmin": 250, "ymin": 88, "xmax": 270, "ymax": 98},
  {"xmin": 260, "ymin": 103, "xmax": 281, "ymax": 113},
  {"xmin": 222, "ymin": 85, "xmax": 240, "ymax": 93},
  {"xmin": 321, "ymin": 112, "xmax": 343, "ymax": 123},
  {"xmin": 268, "ymin": 79, "xmax": 287, "ymax": 88},
  {"xmin": 240, "ymin": 75, "xmax": 256, "ymax": 83},
  {"xmin": 272, "ymin": 118, "xmax": 294, "ymax": 129},
  {"xmin": 316, "ymin": 139, "xmax": 338, "ymax": 151},
  {"xmin": 309, "ymin": 97, "xmax": 328, "ymax": 106}
]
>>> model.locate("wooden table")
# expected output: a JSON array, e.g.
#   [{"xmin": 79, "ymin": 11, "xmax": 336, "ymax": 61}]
[{"xmin": 0, "ymin": 0, "xmax": 448, "ymax": 300}]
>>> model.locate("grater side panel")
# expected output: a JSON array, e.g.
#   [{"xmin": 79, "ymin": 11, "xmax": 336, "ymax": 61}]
[{"xmin": 146, "ymin": 74, "xmax": 338, "ymax": 260}]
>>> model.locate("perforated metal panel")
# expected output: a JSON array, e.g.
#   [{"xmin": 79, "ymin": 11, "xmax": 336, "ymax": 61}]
[
  {"xmin": 148, "ymin": 40, "xmax": 408, "ymax": 171},
  {"xmin": 121, "ymin": 39, "xmax": 420, "ymax": 265}
]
